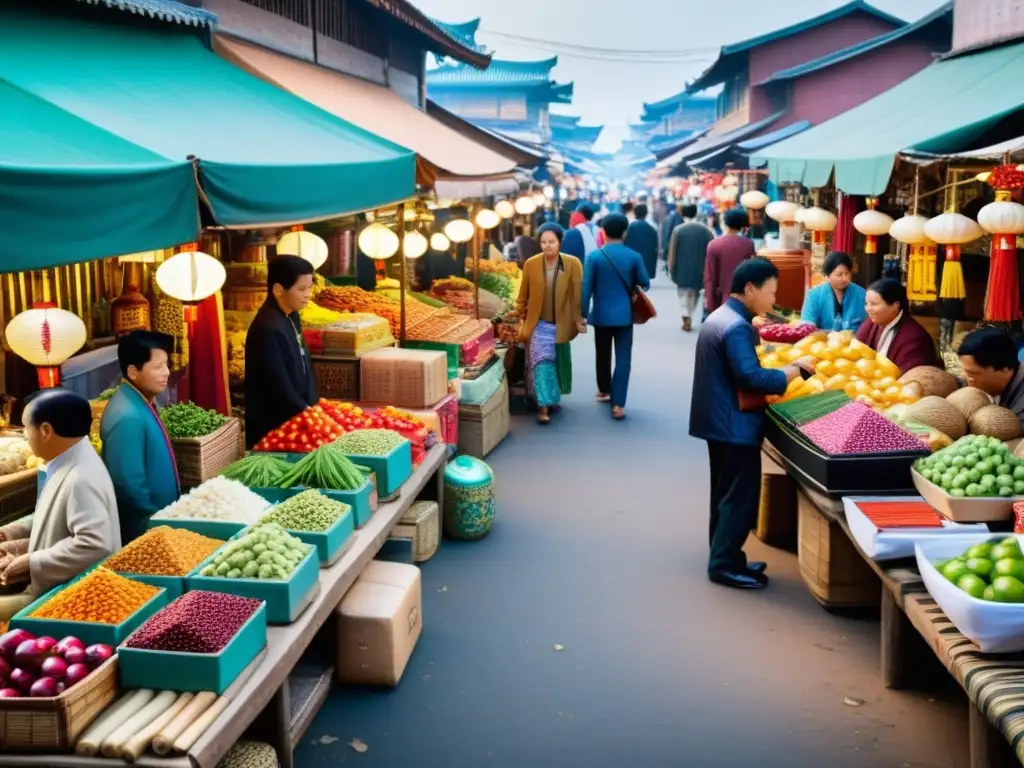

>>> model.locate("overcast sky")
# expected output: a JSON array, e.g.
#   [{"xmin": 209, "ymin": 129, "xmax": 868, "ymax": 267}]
[{"xmin": 415, "ymin": 0, "xmax": 947, "ymax": 152}]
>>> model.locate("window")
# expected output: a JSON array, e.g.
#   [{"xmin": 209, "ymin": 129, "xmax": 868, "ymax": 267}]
[{"xmin": 716, "ymin": 73, "xmax": 749, "ymax": 119}]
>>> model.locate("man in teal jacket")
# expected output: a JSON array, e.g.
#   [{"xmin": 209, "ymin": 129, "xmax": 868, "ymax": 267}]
[{"xmin": 100, "ymin": 331, "xmax": 180, "ymax": 542}]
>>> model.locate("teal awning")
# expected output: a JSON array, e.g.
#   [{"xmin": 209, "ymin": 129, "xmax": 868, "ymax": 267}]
[
  {"xmin": 751, "ymin": 41, "xmax": 1024, "ymax": 195},
  {"xmin": 0, "ymin": 4, "xmax": 415, "ymax": 232},
  {"xmin": 0, "ymin": 79, "xmax": 199, "ymax": 270}
]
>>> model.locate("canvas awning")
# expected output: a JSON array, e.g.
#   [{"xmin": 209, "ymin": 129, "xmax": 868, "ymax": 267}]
[
  {"xmin": 0, "ymin": 4, "xmax": 415, "ymax": 232},
  {"xmin": 666, "ymin": 112, "xmax": 784, "ymax": 174},
  {"xmin": 902, "ymin": 135, "xmax": 1024, "ymax": 162},
  {"xmin": 217, "ymin": 36, "xmax": 519, "ymax": 181},
  {"xmin": 751, "ymin": 41, "xmax": 1024, "ymax": 194}
]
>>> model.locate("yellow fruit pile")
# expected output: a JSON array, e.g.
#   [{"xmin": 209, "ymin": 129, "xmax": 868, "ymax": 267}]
[{"xmin": 759, "ymin": 330, "xmax": 923, "ymax": 410}]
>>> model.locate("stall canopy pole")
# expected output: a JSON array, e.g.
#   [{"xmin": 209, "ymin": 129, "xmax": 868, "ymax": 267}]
[
  {"xmin": 472, "ymin": 203, "xmax": 481, "ymax": 320},
  {"xmin": 397, "ymin": 202, "xmax": 407, "ymax": 345}
]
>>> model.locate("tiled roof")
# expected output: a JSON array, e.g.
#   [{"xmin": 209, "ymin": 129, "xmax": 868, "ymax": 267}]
[
  {"xmin": 758, "ymin": 2, "xmax": 952, "ymax": 85},
  {"xmin": 550, "ymin": 114, "xmax": 582, "ymax": 129},
  {"xmin": 428, "ymin": 57, "xmax": 559, "ymax": 85},
  {"xmin": 361, "ymin": 0, "xmax": 490, "ymax": 68},
  {"xmin": 552, "ymin": 122, "xmax": 603, "ymax": 145},
  {"xmin": 642, "ymin": 90, "xmax": 716, "ymax": 118},
  {"xmin": 72, "ymin": 0, "xmax": 217, "ymax": 28},
  {"xmin": 430, "ymin": 17, "xmax": 487, "ymax": 54}
]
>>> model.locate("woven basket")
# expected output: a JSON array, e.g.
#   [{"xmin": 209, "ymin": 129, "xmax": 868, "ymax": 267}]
[
  {"xmin": 0, "ymin": 469, "xmax": 38, "ymax": 528},
  {"xmin": 0, "ymin": 655, "xmax": 118, "ymax": 750},
  {"xmin": 171, "ymin": 418, "xmax": 243, "ymax": 488}
]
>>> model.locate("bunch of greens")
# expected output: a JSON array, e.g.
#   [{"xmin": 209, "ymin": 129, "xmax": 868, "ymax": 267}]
[{"xmin": 161, "ymin": 402, "xmax": 228, "ymax": 439}]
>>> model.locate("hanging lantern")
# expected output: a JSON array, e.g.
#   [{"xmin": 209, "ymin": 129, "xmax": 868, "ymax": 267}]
[
  {"xmin": 723, "ymin": 174, "xmax": 739, "ymax": 188},
  {"xmin": 495, "ymin": 200, "xmax": 515, "ymax": 219},
  {"xmin": 475, "ymin": 209, "xmax": 501, "ymax": 230},
  {"xmin": 686, "ymin": 184, "xmax": 703, "ymax": 199},
  {"xmin": 402, "ymin": 230, "xmax": 429, "ymax": 260},
  {"xmin": 802, "ymin": 207, "xmax": 838, "ymax": 245},
  {"xmin": 6, "ymin": 304, "xmax": 87, "ymax": 388},
  {"xmin": 444, "ymin": 218, "xmax": 475, "ymax": 244},
  {"xmin": 740, "ymin": 190, "xmax": 769, "ymax": 210},
  {"xmin": 766, "ymin": 201, "xmax": 802, "ymax": 251},
  {"xmin": 532, "ymin": 191, "xmax": 547, "ymax": 206},
  {"xmin": 543, "ymin": 185, "xmax": 555, "ymax": 200},
  {"xmin": 853, "ymin": 200, "xmax": 894, "ymax": 255},
  {"xmin": 112, "ymin": 250, "xmax": 162, "ymax": 337},
  {"xmin": 978, "ymin": 190, "xmax": 1024, "ymax": 321},
  {"xmin": 155, "ymin": 246, "xmax": 227, "ymax": 331},
  {"xmin": 925, "ymin": 210, "xmax": 982, "ymax": 306},
  {"xmin": 358, "ymin": 222, "xmax": 400, "ymax": 260},
  {"xmin": 430, "ymin": 232, "xmax": 451, "ymax": 252},
  {"xmin": 890, "ymin": 214, "xmax": 937, "ymax": 302},
  {"xmin": 514, "ymin": 196, "xmax": 537, "ymax": 216},
  {"xmin": 276, "ymin": 227, "xmax": 329, "ymax": 270}
]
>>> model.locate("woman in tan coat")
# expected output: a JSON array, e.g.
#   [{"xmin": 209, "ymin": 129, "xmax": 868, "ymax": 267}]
[{"xmin": 516, "ymin": 223, "xmax": 585, "ymax": 424}]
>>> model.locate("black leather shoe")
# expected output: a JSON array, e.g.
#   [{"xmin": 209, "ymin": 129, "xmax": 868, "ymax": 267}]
[
  {"xmin": 709, "ymin": 570, "xmax": 768, "ymax": 590},
  {"xmin": 747, "ymin": 561, "xmax": 767, "ymax": 575}
]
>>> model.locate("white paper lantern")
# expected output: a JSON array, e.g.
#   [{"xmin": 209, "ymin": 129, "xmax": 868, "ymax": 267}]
[
  {"xmin": 924, "ymin": 212, "xmax": 982, "ymax": 245},
  {"xmin": 475, "ymin": 209, "xmax": 501, "ymax": 230},
  {"xmin": 155, "ymin": 250, "xmax": 226, "ymax": 303},
  {"xmin": 358, "ymin": 222, "xmax": 400, "ymax": 260},
  {"xmin": 444, "ymin": 218, "xmax": 475, "ymax": 244},
  {"xmin": 853, "ymin": 209, "xmax": 894, "ymax": 237},
  {"xmin": 739, "ymin": 190, "xmax": 769, "ymax": 210},
  {"xmin": 514, "ymin": 196, "xmax": 537, "ymax": 215},
  {"xmin": 687, "ymin": 185, "xmax": 703, "ymax": 198},
  {"xmin": 430, "ymin": 233, "xmax": 451, "ymax": 251},
  {"xmin": 532, "ymin": 191, "xmax": 547, "ymax": 206},
  {"xmin": 276, "ymin": 229, "xmax": 328, "ymax": 269},
  {"xmin": 889, "ymin": 215, "xmax": 932, "ymax": 245},
  {"xmin": 723, "ymin": 174, "xmax": 739, "ymax": 188},
  {"xmin": 714, "ymin": 186, "xmax": 738, "ymax": 203},
  {"xmin": 6, "ymin": 306, "xmax": 87, "ymax": 388},
  {"xmin": 978, "ymin": 200, "xmax": 1024, "ymax": 235},
  {"xmin": 543, "ymin": 185, "xmax": 555, "ymax": 199},
  {"xmin": 403, "ymin": 230, "xmax": 429, "ymax": 259},
  {"xmin": 801, "ymin": 207, "xmax": 838, "ymax": 233},
  {"xmin": 495, "ymin": 200, "xmax": 515, "ymax": 219},
  {"xmin": 765, "ymin": 200, "xmax": 801, "ymax": 223}
]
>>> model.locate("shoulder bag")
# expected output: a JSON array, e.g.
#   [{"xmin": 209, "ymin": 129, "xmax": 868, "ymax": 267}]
[{"xmin": 599, "ymin": 248, "xmax": 657, "ymax": 325}]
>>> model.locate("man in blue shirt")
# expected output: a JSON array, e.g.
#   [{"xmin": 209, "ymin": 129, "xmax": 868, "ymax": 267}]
[{"xmin": 690, "ymin": 259, "xmax": 815, "ymax": 590}]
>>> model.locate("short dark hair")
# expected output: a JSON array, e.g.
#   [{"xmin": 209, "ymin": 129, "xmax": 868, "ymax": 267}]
[
  {"xmin": 118, "ymin": 331, "xmax": 173, "ymax": 378},
  {"xmin": 634, "ymin": 203, "xmax": 648, "ymax": 220},
  {"xmin": 536, "ymin": 222, "xmax": 565, "ymax": 243},
  {"xmin": 681, "ymin": 204, "xmax": 698, "ymax": 219},
  {"xmin": 267, "ymin": 255, "xmax": 314, "ymax": 292},
  {"xmin": 822, "ymin": 251, "xmax": 853, "ymax": 276},
  {"xmin": 575, "ymin": 203, "xmax": 595, "ymax": 222},
  {"xmin": 724, "ymin": 208, "xmax": 749, "ymax": 231},
  {"xmin": 621, "ymin": 202, "xmax": 634, "ymax": 214},
  {"xmin": 730, "ymin": 258, "xmax": 779, "ymax": 295},
  {"xmin": 24, "ymin": 389, "xmax": 93, "ymax": 439},
  {"xmin": 959, "ymin": 327, "xmax": 1020, "ymax": 371},
  {"xmin": 602, "ymin": 213, "xmax": 629, "ymax": 240},
  {"xmin": 867, "ymin": 277, "xmax": 909, "ymax": 314}
]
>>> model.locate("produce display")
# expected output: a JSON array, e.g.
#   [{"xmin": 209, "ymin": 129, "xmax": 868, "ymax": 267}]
[
  {"xmin": 376, "ymin": 287, "xmax": 450, "ymax": 309},
  {"xmin": 124, "ymin": 591, "xmax": 262, "ymax": 653},
  {"xmin": 160, "ymin": 403, "xmax": 228, "ymax": 440},
  {"xmin": 317, "ymin": 399, "xmax": 372, "ymax": 431},
  {"xmin": 259, "ymin": 489, "xmax": 349, "ymax": 532},
  {"xmin": 914, "ymin": 435, "xmax": 1024, "ymax": 498},
  {"xmin": 406, "ymin": 313, "xmax": 469, "ymax": 341},
  {"xmin": 475, "ymin": 272, "xmax": 514, "ymax": 306},
  {"xmin": 277, "ymin": 445, "xmax": 368, "ymax": 491},
  {"xmin": 770, "ymin": 391, "xmax": 851, "ymax": 427},
  {"xmin": 932, "ymin": 536, "xmax": 1024, "ymax": 602},
  {"xmin": 888, "ymin": 385, "xmax": 1021, "ymax": 449},
  {"xmin": 198, "ymin": 523, "xmax": 311, "ymax": 580},
  {"xmin": 0, "ymin": 630, "xmax": 111, "ymax": 697},
  {"xmin": 758, "ymin": 321, "xmax": 817, "ymax": 343},
  {"xmin": 29, "ymin": 568, "xmax": 159, "ymax": 625},
  {"xmin": 315, "ymin": 313, "xmax": 394, "ymax": 356},
  {"xmin": 334, "ymin": 428, "xmax": 407, "ymax": 456},
  {"xmin": 314, "ymin": 286, "xmax": 439, "ymax": 336},
  {"xmin": 152, "ymin": 477, "xmax": 271, "ymax": 525},
  {"xmin": 105, "ymin": 527, "xmax": 223, "ymax": 577},
  {"xmin": 799, "ymin": 401, "xmax": 927, "ymax": 455},
  {"xmin": 0, "ymin": 436, "xmax": 42, "ymax": 474},
  {"xmin": 298, "ymin": 303, "xmax": 349, "ymax": 328},
  {"xmin": 253, "ymin": 403, "xmax": 344, "ymax": 453},
  {"xmin": 222, "ymin": 453, "xmax": 292, "ymax": 488}
]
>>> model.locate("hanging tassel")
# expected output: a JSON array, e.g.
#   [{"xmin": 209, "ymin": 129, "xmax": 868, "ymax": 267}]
[
  {"xmin": 939, "ymin": 245, "xmax": 966, "ymax": 300},
  {"xmin": 985, "ymin": 232, "xmax": 1021, "ymax": 321}
]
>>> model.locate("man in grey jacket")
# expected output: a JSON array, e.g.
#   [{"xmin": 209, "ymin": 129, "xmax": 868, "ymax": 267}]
[{"xmin": 959, "ymin": 327, "xmax": 1024, "ymax": 430}]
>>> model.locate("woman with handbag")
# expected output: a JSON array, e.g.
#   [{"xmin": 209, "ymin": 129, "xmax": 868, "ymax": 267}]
[
  {"xmin": 515, "ymin": 223, "xmax": 585, "ymax": 425},
  {"xmin": 581, "ymin": 213, "xmax": 652, "ymax": 420}
]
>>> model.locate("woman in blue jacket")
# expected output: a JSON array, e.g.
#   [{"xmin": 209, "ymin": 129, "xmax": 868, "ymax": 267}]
[
  {"xmin": 582, "ymin": 213, "xmax": 651, "ymax": 420},
  {"xmin": 800, "ymin": 251, "xmax": 867, "ymax": 332}
]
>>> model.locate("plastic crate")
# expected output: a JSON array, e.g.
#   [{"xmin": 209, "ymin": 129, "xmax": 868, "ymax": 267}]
[
  {"xmin": 117, "ymin": 601, "xmax": 267, "ymax": 695},
  {"xmin": 257, "ymin": 501, "xmax": 355, "ymax": 566},
  {"xmin": 146, "ymin": 516, "xmax": 249, "ymax": 541},
  {"xmin": 253, "ymin": 478, "xmax": 374, "ymax": 528},
  {"xmin": 340, "ymin": 440, "xmax": 412, "ymax": 497}
]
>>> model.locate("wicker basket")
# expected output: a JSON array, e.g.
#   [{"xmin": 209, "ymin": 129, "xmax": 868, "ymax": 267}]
[
  {"xmin": 0, "ymin": 655, "xmax": 118, "ymax": 750},
  {"xmin": 393, "ymin": 501, "xmax": 439, "ymax": 563},
  {"xmin": 171, "ymin": 418, "xmax": 243, "ymax": 488},
  {"xmin": 0, "ymin": 469, "xmax": 38, "ymax": 528}
]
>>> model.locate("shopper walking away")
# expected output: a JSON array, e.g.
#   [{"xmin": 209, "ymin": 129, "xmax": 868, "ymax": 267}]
[
  {"xmin": 562, "ymin": 203, "xmax": 600, "ymax": 262},
  {"xmin": 703, "ymin": 208, "xmax": 758, "ymax": 315},
  {"xmin": 516, "ymin": 223, "xmax": 585, "ymax": 424},
  {"xmin": 690, "ymin": 259, "xmax": 815, "ymax": 590},
  {"xmin": 667, "ymin": 204, "xmax": 715, "ymax": 332},
  {"xmin": 582, "ymin": 214, "xmax": 651, "ymax": 420},
  {"xmin": 800, "ymin": 251, "xmax": 867, "ymax": 331},
  {"xmin": 658, "ymin": 201, "xmax": 683, "ymax": 268},
  {"xmin": 625, "ymin": 203, "xmax": 659, "ymax": 281}
]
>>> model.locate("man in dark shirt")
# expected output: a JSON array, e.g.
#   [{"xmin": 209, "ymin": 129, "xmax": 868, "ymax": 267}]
[
  {"xmin": 244, "ymin": 256, "xmax": 319, "ymax": 448},
  {"xmin": 959, "ymin": 327, "xmax": 1024, "ymax": 431},
  {"xmin": 703, "ymin": 208, "xmax": 758, "ymax": 315}
]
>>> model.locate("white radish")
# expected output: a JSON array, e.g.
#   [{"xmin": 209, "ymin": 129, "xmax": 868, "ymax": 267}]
[
  {"xmin": 172, "ymin": 695, "xmax": 230, "ymax": 754},
  {"xmin": 101, "ymin": 689, "xmax": 178, "ymax": 757},
  {"xmin": 152, "ymin": 691, "xmax": 216, "ymax": 755},
  {"xmin": 121, "ymin": 692, "xmax": 194, "ymax": 762},
  {"xmin": 76, "ymin": 689, "xmax": 154, "ymax": 756}
]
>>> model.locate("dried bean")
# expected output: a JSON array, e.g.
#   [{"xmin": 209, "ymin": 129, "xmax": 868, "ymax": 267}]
[
  {"xmin": 333, "ymin": 429, "xmax": 406, "ymax": 456},
  {"xmin": 125, "ymin": 591, "xmax": 261, "ymax": 653}
]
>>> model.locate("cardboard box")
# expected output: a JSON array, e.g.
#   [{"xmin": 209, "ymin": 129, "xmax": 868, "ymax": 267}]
[
  {"xmin": 360, "ymin": 348, "xmax": 448, "ymax": 409},
  {"xmin": 336, "ymin": 561, "xmax": 422, "ymax": 686},
  {"xmin": 459, "ymin": 380, "xmax": 509, "ymax": 458}
]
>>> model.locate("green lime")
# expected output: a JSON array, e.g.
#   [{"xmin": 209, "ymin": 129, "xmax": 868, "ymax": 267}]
[
  {"xmin": 981, "ymin": 475, "xmax": 997, "ymax": 490},
  {"xmin": 984, "ymin": 585, "xmax": 998, "ymax": 601},
  {"xmin": 942, "ymin": 559, "xmax": 970, "ymax": 583},
  {"xmin": 992, "ymin": 542, "xmax": 1023, "ymax": 561},
  {"xmin": 1014, "ymin": 466, "xmax": 1024, "ymax": 481},
  {"xmin": 965, "ymin": 557, "xmax": 994, "ymax": 580},
  {"xmin": 977, "ymin": 460, "xmax": 992, "ymax": 474},
  {"xmin": 1015, "ymin": 481, "xmax": 1024, "ymax": 495},
  {"xmin": 999, "ymin": 464, "xmax": 1014, "ymax": 476},
  {"xmin": 966, "ymin": 454, "xmax": 981, "ymax": 468},
  {"xmin": 966, "ymin": 483, "xmax": 983, "ymax": 497},
  {"xmin": 952, "ymin": 455, "xmax": 967, "ymax": 468},
  {"xmin": 980, "ymin": 447, "xmax": 994, "ymax": 459},
  {"xmin": 968, "ymin": 469, "xmax": 982, "ymax": 483},
  {"xmin": 1000, "ymin": 486, "xmax": 1015, "ymax": 497},
  {"xmin": 994, "ymin": 558, "xmax": 1024, "ymax": 581},
  {"xmin": 966, "ymin": 544, "xmax": 994, "ymax": 559},
  {"xmin": 951, "ymin": 488, "xmax": 967, "ymax": 497},
  {"xmin": 999, "ymin": 474, "xmax": 1015, "ymax": 488},
  {"xmin": 991, "ymin": 576, "xmax": 1024, "ymax": 603},
  {"xmin": 958, "ymin": 574, "xmax": 988, "ymax": 599}
]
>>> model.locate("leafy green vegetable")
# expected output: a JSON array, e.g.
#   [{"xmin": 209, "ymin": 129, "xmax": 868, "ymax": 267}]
[
  {"xmin": 278, "ymin": 445, "xmax": 366, "ymax": 490},
  {"xmin": 223, "ymin": 453, "xmax": 292, "ymax": 488},
  {"xmin": 161, "ymin": 402, "xmax": 228, "ymax": 439}
]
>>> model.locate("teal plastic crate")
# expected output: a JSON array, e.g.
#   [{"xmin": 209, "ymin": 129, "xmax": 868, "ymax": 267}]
[
  {"xmin": 11, "ymin": 575, "xmax": 170, "ymax": 647},
  {"xmin": 117, "ymin": 601, "xmax": 267, "ymax": 694},
  {"xmin": 186, "ymin": 535, "xmax": 320, "ymax": 624},
  {"xmin": 340, "ymin": 440, "xmax": 412, "ymax": 496},
  {"xmin": 289, "ymin": 506, "xmax": 355, "ymax": 566},
  {"xmin": 252, "ymin": 478, "xmax": 374, "ymax": 528},
  {"xmin": 146, "ymin": 516, "xmax": 247, "ymax": 541}
]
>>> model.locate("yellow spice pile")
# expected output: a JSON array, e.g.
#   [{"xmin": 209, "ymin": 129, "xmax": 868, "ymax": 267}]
[
  {"xmin": 31, "ymin": 568, "xmax": 159, "ymax": 625},
  {"xmin": 105, "ymin": 526, "xmax": 223, "ymax": 577}
]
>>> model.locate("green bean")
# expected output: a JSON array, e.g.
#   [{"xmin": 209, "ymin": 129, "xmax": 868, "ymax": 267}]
[
  {"xmin": 260, "ymin": 490, "xmax": 349, "ymax": 532},
  {"xmin": 332, "ymin": 429, "xmax": 406, "ymax": 456}
]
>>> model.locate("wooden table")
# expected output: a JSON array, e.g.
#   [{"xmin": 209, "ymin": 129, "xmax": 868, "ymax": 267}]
[{"xmin": 0, "ymin": 445, "xmax": 447, "ymax": 768}]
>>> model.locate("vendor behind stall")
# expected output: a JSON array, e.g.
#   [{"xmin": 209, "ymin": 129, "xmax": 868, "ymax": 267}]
[
  {"xmin": 101, "ymin": 331, "xmax": 180, "ymax": 542},
  {"xmin": 958, "ymin": 327, "xmax": 1024, "ymax": 430},
  {"xmin": 245, "ymin": 256, "xmax": 318, "ymax": 449},
  {"xmin": 856, "ymin": 278, "xmax": 941, "ymax": 373},
  {"xmin": 800, "ymin": 252, "xmax": 866, "ymax": 331},
  {"xmin": 0, "ymin": 390, "xmax": 120, "ymax": 619}
]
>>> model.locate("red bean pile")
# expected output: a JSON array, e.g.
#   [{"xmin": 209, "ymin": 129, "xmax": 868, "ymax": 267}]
[
  {"xmin": 124, "ymin": 591, "xmax": 261, "ymax": 654},
  {"xmin": 800, "ymin": 401, "xmax": 927, "ymax": 455}
]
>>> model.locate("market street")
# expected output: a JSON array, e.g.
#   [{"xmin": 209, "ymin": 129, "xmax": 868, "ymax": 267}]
[{"xmin": 297, "ymin": 277, "xmax": 970, "ymax": 768}]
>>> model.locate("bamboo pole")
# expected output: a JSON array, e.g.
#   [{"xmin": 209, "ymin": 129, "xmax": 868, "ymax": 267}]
[
  {"xmin": 397, "ymin": 203, "xmax": 407, "ymax": 346},
  {"xmin": 472, "ymin": 204, "xmax": 481, "ymax": 321}
]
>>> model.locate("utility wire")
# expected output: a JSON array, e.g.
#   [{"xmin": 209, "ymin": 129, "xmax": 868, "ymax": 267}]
[
  {"xmin": 479, "ymin": 28, "xmax": 719, "ymax": 56},
  {"xmin": 479, "ymin": 39, "xmax": 716, "ymax": 64}
]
